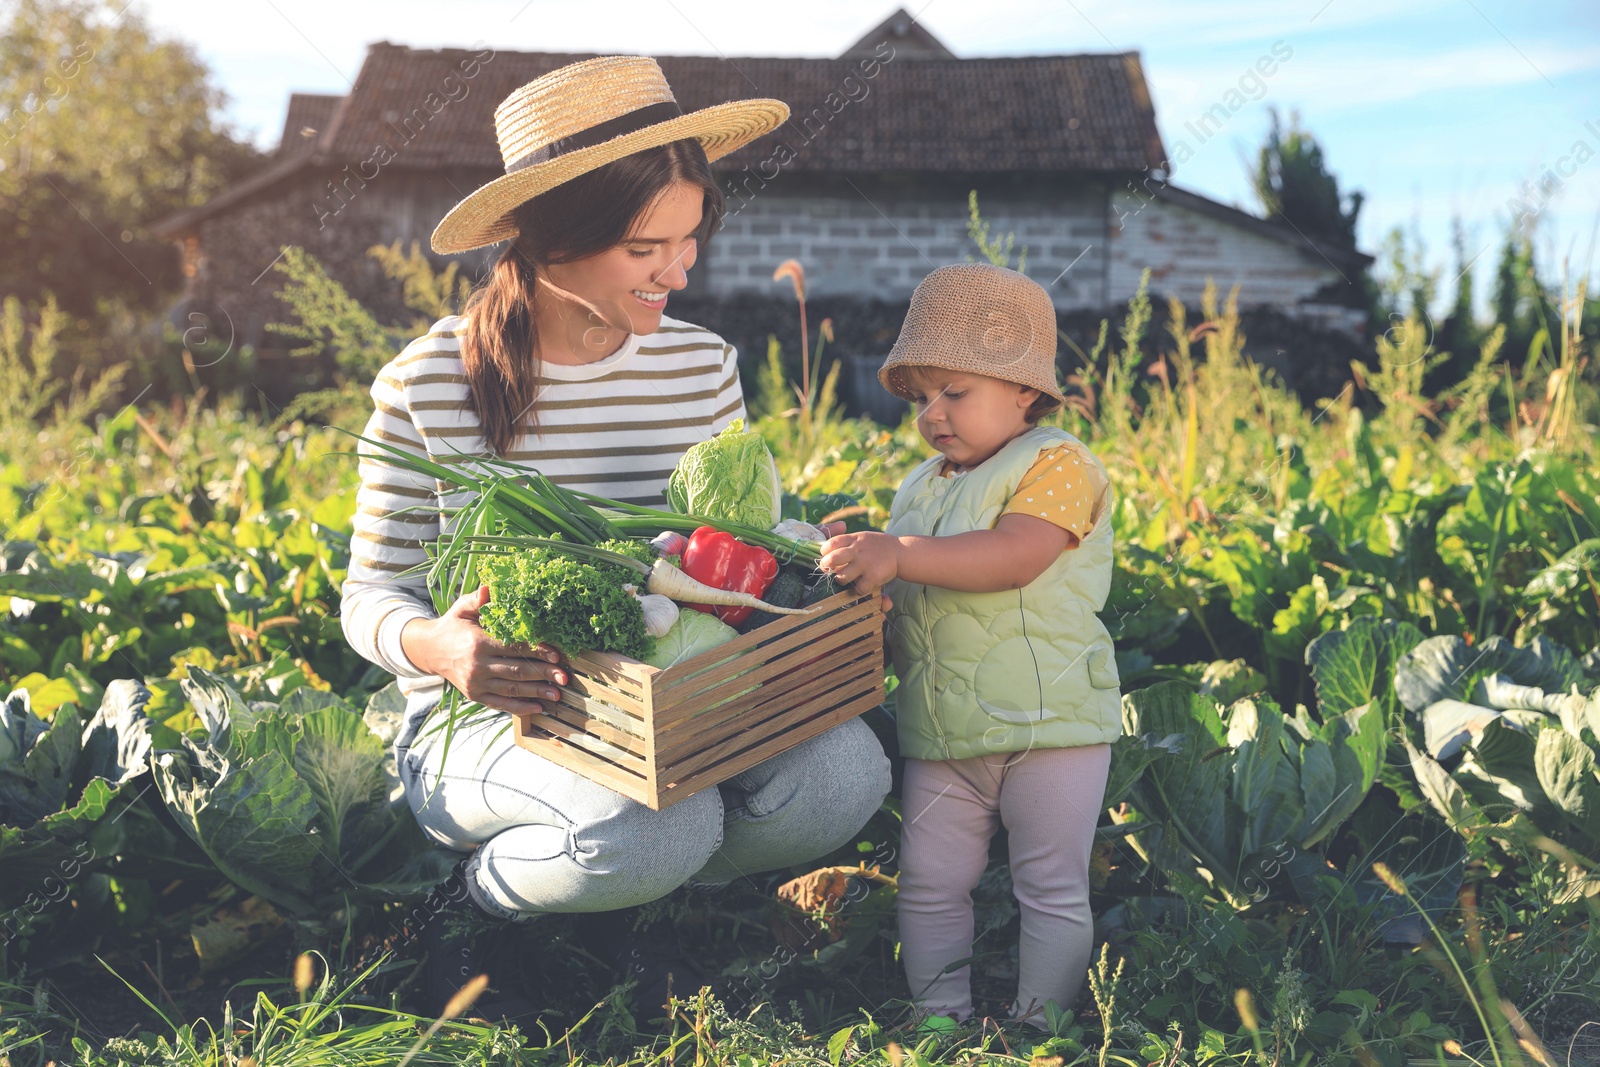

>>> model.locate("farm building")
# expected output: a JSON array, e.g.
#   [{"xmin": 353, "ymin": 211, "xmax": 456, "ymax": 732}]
[{"xmin": 152, "ymin": 9, "xmax": 1372, "ymax": 408}]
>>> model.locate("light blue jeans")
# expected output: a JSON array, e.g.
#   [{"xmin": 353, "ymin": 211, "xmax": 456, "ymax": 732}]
[{"xmin": 397, "ymin": 704, "xmax": 891, "ymax": 922}]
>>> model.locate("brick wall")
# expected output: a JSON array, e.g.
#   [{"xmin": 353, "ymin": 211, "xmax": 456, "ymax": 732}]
[
  {"xmin": 1106, "ymin": 188, "xmax": 1366, "ymax": 336},
  {"xmin": 706, "ymin": 175, "xmax": 1111, "ymax": 308}
]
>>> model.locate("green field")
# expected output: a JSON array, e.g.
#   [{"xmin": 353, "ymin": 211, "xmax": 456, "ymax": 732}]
[{"xmin": 1, "ymin": 267, "xmax": 1597, "ymax": 1067}]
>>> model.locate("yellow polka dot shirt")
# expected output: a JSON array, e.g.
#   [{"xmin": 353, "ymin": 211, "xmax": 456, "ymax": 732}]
[{"xmin": 937, "ymin": 444, "xmax": 1099, "ymax": 548}]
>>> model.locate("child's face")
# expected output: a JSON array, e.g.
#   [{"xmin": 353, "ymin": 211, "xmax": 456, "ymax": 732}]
[{"xmin": 903, "ymin": 367, "xmax": 1039, "ymax": 470}]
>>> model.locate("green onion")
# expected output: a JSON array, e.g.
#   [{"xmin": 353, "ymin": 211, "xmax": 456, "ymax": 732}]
[{"xmin": 332, "ymin": 429, "xmax": 823, "ymax": 566}]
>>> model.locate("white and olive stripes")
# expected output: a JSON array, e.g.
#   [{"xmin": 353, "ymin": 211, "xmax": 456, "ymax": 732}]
[{"xmin": 338, "ymin": 313, "xmax": 746, "ymax": 697}]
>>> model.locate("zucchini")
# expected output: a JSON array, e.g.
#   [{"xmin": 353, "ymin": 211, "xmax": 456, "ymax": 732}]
[
  {"xmin": 803, "ymin": 569, "xmax": 845, "ymax": 606},
  {"xmin": 739, "ymin": 571, "xmax": 808, "ymax": 632},
  {"xmin": 765, "ymin": 571, "xmax": 808, "ymax": 608}
]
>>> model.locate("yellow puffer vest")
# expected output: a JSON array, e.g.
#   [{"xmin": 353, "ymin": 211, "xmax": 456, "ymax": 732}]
[{"xmin": 883, "ymin": 426, "xmax": 1122, "ymax": 760}]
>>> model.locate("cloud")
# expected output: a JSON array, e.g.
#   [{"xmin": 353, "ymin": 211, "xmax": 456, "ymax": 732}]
[{"xmin": 1147, "ymin": 40, "xmax": 1600, "ymax": 120}]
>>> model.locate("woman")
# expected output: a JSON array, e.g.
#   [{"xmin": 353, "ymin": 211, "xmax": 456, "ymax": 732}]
[{"xmin": 338, "ymin": 56, "xmax": 891, "ymax": 1012}]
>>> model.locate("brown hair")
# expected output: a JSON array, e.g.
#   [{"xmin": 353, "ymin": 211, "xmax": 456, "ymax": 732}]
[
  {"xmin": 458, "ymin": 138, "xmax": 725, "ymax": 456},
  {"xmin": 1025, "ymin": 392, "xmax": 1063, "ymax": 424},
  {"xmin": 904, "ymin": 364, "xmax": 1063, "ymax": 424}
]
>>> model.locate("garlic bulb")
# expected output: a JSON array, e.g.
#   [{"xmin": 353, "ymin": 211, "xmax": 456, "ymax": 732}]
[
  {"xmin": 627, "ymin": 585, "xmax": 681, "ymax": 637},
  {"xmin": 771, "ymin": 518, "xmax": 829, "ymax": 542}
]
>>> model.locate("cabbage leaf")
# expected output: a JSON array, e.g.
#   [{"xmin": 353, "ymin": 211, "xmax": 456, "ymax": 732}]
[{"xmin": 667, "ymin": 418, "xmax": 782, "ymax": 529}]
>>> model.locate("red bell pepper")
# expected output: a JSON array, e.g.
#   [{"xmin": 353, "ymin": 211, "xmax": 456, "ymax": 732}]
[{"xmin": 680, "ymin": 526, "xmax": 778, "ymax": 626}]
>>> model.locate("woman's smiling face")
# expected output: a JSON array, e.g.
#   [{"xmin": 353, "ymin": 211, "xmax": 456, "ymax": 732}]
[
  {"xmin": 904, "ymin": 366, "xmax": 1039, "ymax": 471},
  {"xmin": 537, "ymin": 180, "xmax": 704, "ymax": 353}
]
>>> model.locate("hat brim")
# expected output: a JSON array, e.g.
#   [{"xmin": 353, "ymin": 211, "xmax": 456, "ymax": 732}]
[
  {"xmin": 879, "ymin": 357, "xmax": 1066, "ymax": 405},
  {"xmin": 430, "ymin": 98, "xmax": 789, "ymax": 255}
]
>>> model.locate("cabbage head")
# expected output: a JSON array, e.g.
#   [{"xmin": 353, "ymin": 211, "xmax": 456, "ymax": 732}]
[
  {"xmin": 645, "ymin": 610, "xmax": 738, "ymax": 669},
  {"xmin": 667, "ymin": 418, "xmax": 782, "ymax": 528},
  {"xmin": 644, "ymin": 610, "xmax": 756, "ymax": 716}
]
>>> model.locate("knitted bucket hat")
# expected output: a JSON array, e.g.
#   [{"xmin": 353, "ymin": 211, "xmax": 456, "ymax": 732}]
[
  {"xmin": 431, "ymin": 56, "xmax": 788, "ymax": 254},
  {"xmin": 879, "ymin": 263, "xmax": 1064, "ymax": 403}
]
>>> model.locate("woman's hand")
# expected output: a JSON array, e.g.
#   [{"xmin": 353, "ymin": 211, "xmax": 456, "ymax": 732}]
[
  {"xmin": 399, "ymin": 585, "xmax": 569, "ymax": 716},
  {"xmin": 819, "ymin": 531, "xmax": 902, "ymax": 600}
]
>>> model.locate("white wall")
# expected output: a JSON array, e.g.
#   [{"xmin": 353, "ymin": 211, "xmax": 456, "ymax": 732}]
[{"xmin": 1106, "ymin": 188, "xmax": 1365, "ymax": 336}]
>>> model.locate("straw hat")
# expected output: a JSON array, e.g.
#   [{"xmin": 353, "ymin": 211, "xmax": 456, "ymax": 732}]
[
  {"xmin": 431, "ymin": 56, "xmax": 788, "ymax": 254},
  {"xmin": 879, "ymin": 263, "xmax": 1064, "ymax": 403}
]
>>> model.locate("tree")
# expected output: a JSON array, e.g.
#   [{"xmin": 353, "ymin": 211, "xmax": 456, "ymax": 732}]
[
  {"xmin": 1374, "ymin": 223, "xmax": 1438, "ymax": 323},
  {"xmin": 1251, "ymin": 108, "xmax": 1363, "ymax": 248},
  {"xmin": 0, "ymin": 0, "xmax": 262, "ymax": 316},
  {"xmin": 1488, "ymin": 222, "xmax": 1556, "ymax": 368},
  {"xmin": 1429, "ymin": 216, "xmax": 1481, "ymax": 390}
]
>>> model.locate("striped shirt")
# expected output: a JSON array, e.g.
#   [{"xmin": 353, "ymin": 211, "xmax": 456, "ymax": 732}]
[{"xmin": 338, "ymin": 313, "xmax": 746, "ymax": 719}]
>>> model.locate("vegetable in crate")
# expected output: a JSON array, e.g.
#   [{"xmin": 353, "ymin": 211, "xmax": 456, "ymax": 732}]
[
  {"xmin": 476, "ymin": 538, "xmax": 658, "ymax": 660},
  {"xmin": 804, "ymin": 568, "xmax": 846, "ymax": 606},
  {"xmin": 740, "ymin": 570, "xmax": 808, "ymax": 632},
  {"xmin": 634, "ymin": 590, "xmax": 679, "ymax": 637},
  {"xmin": 458, "ymin": 534, "xmax": 814, "ymax": 648},
  {"xmin": 680, "ymin": 526, "xmax": 779, "ymax": 627},
  {"xmin": 647, "ymin": 612, "xmax": 760, "ymax": 715},
  {"xmin": 646, "ymin": 610, "xmax": 739, "ymax": 669},
  {"xmin": 666, "ymin": 418, "xmax": 782, "ymax": 528}
]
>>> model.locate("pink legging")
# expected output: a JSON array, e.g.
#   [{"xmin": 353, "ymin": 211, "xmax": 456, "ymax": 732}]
[{"xmin": 898, "ymin": 743, "xmax": 1111, "ymax": 1025}]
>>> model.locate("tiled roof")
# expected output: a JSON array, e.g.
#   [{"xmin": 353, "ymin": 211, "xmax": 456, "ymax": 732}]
[
  {"xmin": 318, "ymin": 43, "xmax": 1166, "ymax": 174},
  {"xmin": 841, "ymin": 8, "xmax": 955, "ymax": 59},
  {"xmin": 152, "ymin": 41, "xmax": 1167, "ymax": 237},
  {"xmin": 277, "ymin": 93, "xmax": 344, "ymax": 157}
]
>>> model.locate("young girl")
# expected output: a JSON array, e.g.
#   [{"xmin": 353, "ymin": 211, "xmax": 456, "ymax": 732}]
[{"xmin": 819, "ymin": 263, "xmax": 1121, "ymax": 1029}]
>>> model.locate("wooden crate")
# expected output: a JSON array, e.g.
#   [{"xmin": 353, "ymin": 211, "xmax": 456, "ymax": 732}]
[{"xmin": 510, "ymin": 590, "xmax": 885, "ymax": 810}]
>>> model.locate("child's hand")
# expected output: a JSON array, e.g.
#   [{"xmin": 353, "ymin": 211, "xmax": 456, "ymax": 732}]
[{"xmin": 819, "ymin": 531, "xmax": 901, "ymax": 598}]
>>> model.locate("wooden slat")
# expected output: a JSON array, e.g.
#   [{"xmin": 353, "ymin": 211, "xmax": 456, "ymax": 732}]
[
  {"xmin": 514, "ymin": 589, "xmax": 885, "ymax": 812},
  {"xmin": 651, "ymin": 601, "xmax": 878, "ymax": 718},
  {"xmin": 642, "ymin": 649, "xmax": 659, "ymax": 809},
  {"xmin": 683, "ymin": 676, "xmax": 881, "ymax": 781},
  {"xmin": 512, "ymin": 717, "xmax": 652, "ymax": 807},
  {"xmin": 649, "ymin": 639, "xmax": 883, "ymax": 764},
  {"xmin": 658, "ymin": 659, "xmax": 882, "ymax": 773},
  {"xmin": 656, "ymin": 661, "xmax": 880, "ymax": 770},
  {"xmin": 653, "ymin": 594, "xmax": 856, "ymax": 684},
  {"xmin": 654, "ymin": 641, "xmax": 881, "ymax": 761},
  {"xmin": 570, "ymin": 649, "xmax": 655, "ymax": 694},
  {"xmin": 663, "ymin": 691, "xmax": 880, "ymax": 801},
  {"xmin": 660, "ymin": 664, "xmax": 883, "ymax": 779},
  {"xmin": 656, "ymin": 690, "xmax": 882, "ymax": 806},
  {"xmin": 650, "ymin": 609, "xmax": 851, "ymax": 710},
  {"xmin": 558, "ymin": 690, "xmax": 647, "ymax": 738},
  {"xmin": 540, "ymin": 701, "xmax": 647, "ymax": 756},
  {"xmin": 516, "ymin": 712, "xmax": 651, "ymax": 777},
  {"xmin": 562, "ymin": 675, "xmax": 650, "ymax": 723},
  {"xmin": 651, "ymin": 592, "xmax": 873, "ymax": 700},
  {"xmin": 653, "ymin": 617, "xmax": 878, "ymax": 734},
  {"xmin": 653, "ymin": 613, "xmax": 882, "ymax": 734},
  {"xmin": 550, "ymin": 594, "xmax": 870, "ymax": 708}
]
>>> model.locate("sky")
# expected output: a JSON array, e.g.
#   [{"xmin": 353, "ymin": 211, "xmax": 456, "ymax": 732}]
[{"xmin": 131, "ymin": 0, "xmax": 1600, "ymax": 312}]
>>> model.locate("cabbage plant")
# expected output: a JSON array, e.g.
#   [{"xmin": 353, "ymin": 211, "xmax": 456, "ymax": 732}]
[
  {"xmin": 152, "ymin": 667, "xmax": 453, "ymax": 919},
  {"xmin": 1396, "ymin": 633, "xmax": 1600, "ymax": 897},
  {"xmin": 1, "ymin": 680, "xmax": 155, "ymax": 909},
  {"xmin": 1118, "ymin": 682, "xmax": 1385, "ymax": 907}
]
